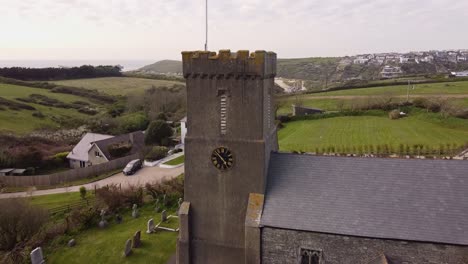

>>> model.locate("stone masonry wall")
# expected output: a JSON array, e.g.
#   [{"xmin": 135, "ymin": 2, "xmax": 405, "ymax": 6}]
[{"xmin": 262, "ymin": 227, "xmax": 468, "ymax": 264}]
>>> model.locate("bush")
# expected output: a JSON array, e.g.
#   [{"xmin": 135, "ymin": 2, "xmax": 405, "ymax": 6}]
[
  {"xmin": 0, "ymin": 199, "xmax": 48, "ymax": 257},
  {"xmin": 145, "ymin": 146, "xmax": 168, "ymax": 161},
  {"xmin": 145, "ymin": 174, "xmax": 184, "ymax": 208},
  {"xmin": 116, "ymin": 112, "xmax": 149, "ymax": 134},
  {"xmin": 145, "ymin": 120, "xmax": 173, "ymax": 145},
  {"xmin": 80, "ymin": 186, "xmax": 87, "ymax": 199},
  {"xmin": 156, "ymin": 112, "xmax": 168, "ymax": 121},
  {"xmin": 68, "ymin": 207, "xmax": 98, "ymax": 230},
  {"xmin": 96, "ymin": 184, "xmax": 144, "ymax": 212},
  {"xmin": 388, "ymin": 109, "xmax": 401, "ymax": 120},
  {"xmin": 32, "ymin": 111, "xmax": 45, "ymax": 118},
  {"xmin": 107, "ymin": 142, "xmax": 133, "ymax": 158}
]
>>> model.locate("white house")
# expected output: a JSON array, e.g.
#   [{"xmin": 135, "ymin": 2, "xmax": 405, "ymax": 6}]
[
  {"xmin": 67, "ymin": 133, "xmax": 113, "ymax": 168},
  {"xmin": 180, "ymin": 117, "xmax": 187, "ymax": 144}
]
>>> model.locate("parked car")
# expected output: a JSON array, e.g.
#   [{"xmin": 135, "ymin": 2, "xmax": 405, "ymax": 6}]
[{"xmin": 123, "ymin": 159, "xmax": 142, "ymax": 176}]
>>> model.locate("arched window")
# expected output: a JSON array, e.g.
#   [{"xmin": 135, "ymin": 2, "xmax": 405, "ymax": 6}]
[{"xmin": 300, "ymin": 248, "xmax": 321, "ymax": 264}]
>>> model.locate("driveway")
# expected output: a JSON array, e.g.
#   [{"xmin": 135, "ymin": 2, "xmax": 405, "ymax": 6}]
[{"xmin": 0, "ymin": 165, "xmax": 184, "ymax": 199}]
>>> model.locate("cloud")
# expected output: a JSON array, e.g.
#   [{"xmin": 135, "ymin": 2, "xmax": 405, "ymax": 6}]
[{"xmin": 0, "ymin": 0, "xmax": 467, "ymax": 59}]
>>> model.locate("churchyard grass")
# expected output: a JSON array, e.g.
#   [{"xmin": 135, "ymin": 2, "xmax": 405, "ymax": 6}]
[
  {"xmin": 163, "ymin": 155, "xmax": 185, "ymax": 166},
  {"xmin": 28, "ymin": 192, "xmax": 94, "ymax": 210},
  {"xmin": 45, "ymin": 204, "xmax": 178, "ymax": 264},
  {"xmin": 51, "ymin": 77, "xmax": 183, "ymax": 96},
  {"xmin": 278, "ymin": 110, "xmax": 468, "ymax": 153}
]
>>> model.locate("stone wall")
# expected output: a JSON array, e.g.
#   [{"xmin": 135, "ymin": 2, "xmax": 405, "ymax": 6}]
[{"xmin": 262, "ymin": 227, "xmax": 468, "ymax": 264}]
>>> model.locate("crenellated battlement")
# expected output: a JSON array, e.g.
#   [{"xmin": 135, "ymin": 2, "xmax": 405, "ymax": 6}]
[{"xmin": 181, "ymin": 50, "xmax": 276, "ymax": 78}]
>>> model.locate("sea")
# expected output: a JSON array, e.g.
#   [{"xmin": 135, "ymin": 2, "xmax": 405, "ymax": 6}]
[{"xmin": 0, "ymin": 60, "xmax": 156, "ymax": 72}]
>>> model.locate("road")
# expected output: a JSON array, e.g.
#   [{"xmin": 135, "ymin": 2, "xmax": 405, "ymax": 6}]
[{"xmin": 0, "ymin": 165, "xmax": 184, "ymax": 199}]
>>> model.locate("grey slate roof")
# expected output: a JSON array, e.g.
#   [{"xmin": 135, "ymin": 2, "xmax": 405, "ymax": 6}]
[
  {"xmin": 261, "ymin": 153, "xmax": 468, "ymax": 245},
  {"xmin": 94, "ymin": 131, "xmax": 145, "ymax": 160},
  {"xmin": 67, "ymin": 133, "xmax": 113, "ymax": 161}
]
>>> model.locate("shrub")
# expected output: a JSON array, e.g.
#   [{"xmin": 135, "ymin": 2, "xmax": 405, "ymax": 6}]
[
  {"xmin": 145, "ymin": 174, "xmax": 184, "ymax": 208},
  {"xmin": 0, "ymin": 199, "xmax": 48, "ymax": 253},
  {"xmin": 107, "ymin": 142, "xmax": 133, "ymax": 158},
  {"xmin": 79, "ymin": 186, "xmax": 87, "ymax": 199},
  {"xmin": 145, "ymin": 120, "xmax": 173, "ymax": 145},
  {"xmin": 388, "ymin": 109, "xmax": 400, "ymax": 120},
  {"xmin": 96, "ymin": 184, "xmax": 124, "ymax": 211},
  {"xmin": 117, "ymin": 112, "xmax": 149, "ymax": 133},
  {"xmin": 145, "ymin": 146, "xmax": 168, "ymax": 161},
  {"xmin": 156, "ymin": 112, "xmax": 168, "ymax": 121},
  {"xmin": 32, "ymin": 111, "xmax": 45, "ymax": 118},
  {"xmin": 68, "ymin": 207, "xmax": 98, "ymax": 230}
]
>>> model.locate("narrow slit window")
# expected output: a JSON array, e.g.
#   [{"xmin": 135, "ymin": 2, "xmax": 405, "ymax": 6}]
[{"xmin": 220, "ymin": 95, "xmax": 228, "ymax": 135}]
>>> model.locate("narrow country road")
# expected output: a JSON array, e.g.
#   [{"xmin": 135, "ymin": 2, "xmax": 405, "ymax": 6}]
[{"xmin": 0, "ymin": 165, "xmax": 184, "ymax": 199}]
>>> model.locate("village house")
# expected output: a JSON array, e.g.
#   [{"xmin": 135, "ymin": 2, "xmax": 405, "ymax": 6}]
[
  {"xmin": 380, "ymin": 65, "xmax": 402, "ymax": 78},
  {"xmin": 66, "ymin": 131, "xmax": 145, "ymax": 169}
]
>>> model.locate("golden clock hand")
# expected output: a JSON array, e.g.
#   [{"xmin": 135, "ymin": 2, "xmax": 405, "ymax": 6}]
[{"xmin": 214, "ymin": 150, "xmax": 227, "ymax": 165}]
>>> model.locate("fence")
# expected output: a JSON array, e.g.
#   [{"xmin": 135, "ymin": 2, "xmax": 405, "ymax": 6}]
[
  {"xmin": 48, "ymin": 197, "xmax": 96, "ymax": 216},
  {"xmin": 0, "ymin": 153, "xmax": 142, "ymax": 187}
]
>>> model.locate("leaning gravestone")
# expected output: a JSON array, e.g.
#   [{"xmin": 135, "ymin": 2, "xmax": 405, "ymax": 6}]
[
  {"xmin": 132, "ymin": 204, "xmax": 139, "ymax": 218},
  {"xmin": 133, "ymin": 231, "xmax": 141, "ymax": 248},
  {"xmin": 30, "ymin": 247, "xmax": 45, "ymax": 264},
  {"xmin": 123, "ymin": 239, "xmax": 132, "ymax": 257},
  {"xmin": 161, "ymin": 210, "xmax": 167, "ymax": 222},
  {"xmin": 67, "ymin": 239, "xmax": 76, "ymax": 247},
  {"xmin": 146, "ymin": 218, "xmax": 155, "ymax": 234}
]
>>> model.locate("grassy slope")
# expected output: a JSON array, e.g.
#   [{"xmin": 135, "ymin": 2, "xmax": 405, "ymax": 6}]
[
  {"xmin": 46, "ymin": 205, "xmax": 177, "ymax": 264},
  {"xmin": 0, "ymin": 83, "xmax": 96, "ymax": 134},
  {"xmin": 278, "ymin": 112, "xmax": 468, "ymax": 152},
  {"xmin": 306, "ymin": 81, "xmax": 468, "ymax": 97},
  {"xmin": 163, "ymin": 155, "xmax": 185, "ymax": 165},
  {"xmin": 52, "ymin": 77, "xmax": 182, "ymax": 96},
  {"xmin": 28, "ymin": 192, "xmax": 93, "ymax": 209}
]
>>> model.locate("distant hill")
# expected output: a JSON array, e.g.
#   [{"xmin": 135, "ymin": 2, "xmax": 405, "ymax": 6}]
[{"xmin": 138, "ymin": 60, "xmax": 182, "ymax": 74}]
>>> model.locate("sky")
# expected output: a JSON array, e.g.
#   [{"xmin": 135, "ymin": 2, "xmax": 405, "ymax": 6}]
[{"xmin": 1, "ymin": 0, "xmax": 467, "ymax": 60}]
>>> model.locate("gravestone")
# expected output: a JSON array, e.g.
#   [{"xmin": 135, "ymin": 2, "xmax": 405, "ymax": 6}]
[
  {"xmin": 68, "ymin": 239, "xmax": 76, "ymax": 247},
  {"xmin": 161, "ymin": 210, "xmax": 167, "ymax": 222},
  {"xmin": 133, "ymin": 231, "xmax": 141, "ymax": 248},
  {"xmin": 154, "ymin": 198, "xmax": 161, "ymax": 213},
  {"xmin": 146, "ymin": 218, "xmax": 155, "ymax": 234},
  {"xmin": 162, "ymin": 194, "xmax": 167, "ymax": 206},
  {"xmin": 30, "ymin": 247, "xmax": 45, "ymax": 264},
  {"xmin": 99, "ymin": 209, "xmax": 108, "ymax": 228},
  {"xmin": 116, "ymin": 214, "xmax": 123, "ymax": 224},
  {"xmin": 123, "ymin": 239, "xmax": 132, "ymax": 257},
  {"xmin": 132, "ymin": 204, "xmax": 139, "ymax": 218}
]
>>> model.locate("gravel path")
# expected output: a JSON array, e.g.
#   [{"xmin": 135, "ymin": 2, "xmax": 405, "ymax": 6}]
[{"xmin": 0, "ymin": 165, "xmax": 184, "ymax": 199}]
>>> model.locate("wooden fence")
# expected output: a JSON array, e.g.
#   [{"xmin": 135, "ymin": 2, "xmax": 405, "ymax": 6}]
[{"xmin": 0, "ymin": 153, "xmax": 142, "ymax": 187}]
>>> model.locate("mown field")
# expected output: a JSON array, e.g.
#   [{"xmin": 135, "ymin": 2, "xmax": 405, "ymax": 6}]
[
  {"xmin": 0, "ymin": 83, "xmax": 99, "ymax": 134},
  {"xmin": 46, "ymin": 204, "xmax": 177, "ymax": 264},
  {"xmin": 278, "ymin": 111, "xmax": 468, "ymax": 152},
  {"xmin": 52, "ymin": 77, "xmax": 183, "ymax": 96}
]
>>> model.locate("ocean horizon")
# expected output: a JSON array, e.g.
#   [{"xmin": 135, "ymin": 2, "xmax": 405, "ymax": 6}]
[{"xmin": 0, "ymin": 60, "xmax": 156, "ymax": 71}]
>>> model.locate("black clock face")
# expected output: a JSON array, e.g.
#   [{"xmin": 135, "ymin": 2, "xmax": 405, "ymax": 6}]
[{"xmin": 211, "ymin": 147, "xmax": 234, "ymax": 170}]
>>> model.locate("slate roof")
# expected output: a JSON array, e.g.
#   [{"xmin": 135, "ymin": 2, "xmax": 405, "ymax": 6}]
[
  {"xmin": 261, "ymin": 153, "xmax": 468, "ymax": 245},
  {"xmin": 67, "ymin": 133, "xmax": 113, "ymax": 161},
  {"xmin": 94, "ymin": 131, "xmax": 145, "ymax": 160}
]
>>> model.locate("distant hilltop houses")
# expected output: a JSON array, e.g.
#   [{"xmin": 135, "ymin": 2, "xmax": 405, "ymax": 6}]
[{"xmin": 346, "ymin": 49, "xmax": 468, "ymax": 79}]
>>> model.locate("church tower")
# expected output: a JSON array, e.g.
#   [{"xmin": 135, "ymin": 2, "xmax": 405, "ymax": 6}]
[{"xmin": 177, "ymin": 50, "xmax": 278, "ymax": 264}]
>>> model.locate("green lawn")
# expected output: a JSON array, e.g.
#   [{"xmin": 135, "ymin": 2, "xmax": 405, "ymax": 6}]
[
  {"xmin": 278, "ymin": 112, "xmax": 468, "ymax": 152},
  {"xmin": 163, "ymin": 155, "xmax": 185, "ymax": 166},
  {"xmin": 28, "ymin": 192, "xmax": 91, "ymax": 210},
  {"xmin": 46, "ymin": 205, "xmax": 178, "ymax": 264},
  {"xmin": 52, "ymin": 77, "xmax": 183, "ymax": 96},
  {"xmin": 0, "ymin": 83, "xmax": 97, "ymax": 134},
  {"xmin": 304, "ymin": 81, "xmax": 468, "ymax": 97}
]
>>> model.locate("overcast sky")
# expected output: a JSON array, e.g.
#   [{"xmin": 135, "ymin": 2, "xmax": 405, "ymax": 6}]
[{"xmin": 1, "ymin": 0, "xmax": 467, "ymax": 60}]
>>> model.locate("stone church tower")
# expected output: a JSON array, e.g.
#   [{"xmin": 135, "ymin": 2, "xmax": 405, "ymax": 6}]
[{"xmin": 177, "ymin": 50, "xmax": 278, "ymax": 264}]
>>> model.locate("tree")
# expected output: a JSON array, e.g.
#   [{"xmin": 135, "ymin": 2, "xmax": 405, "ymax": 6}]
[{"xmin": 145, "ymin": 120, "xmax": 173, "ymax": 146}]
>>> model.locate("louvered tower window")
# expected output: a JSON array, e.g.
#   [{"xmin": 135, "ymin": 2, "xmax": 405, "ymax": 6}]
[{"xmin": 220, "ymin": 95, "xmax": 228, "ymax": 135}]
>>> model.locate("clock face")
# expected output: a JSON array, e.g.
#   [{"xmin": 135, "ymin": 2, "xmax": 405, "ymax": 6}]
[{"xmin": 211, "ymin": 147, "xmax": 234, "ymax": 170}]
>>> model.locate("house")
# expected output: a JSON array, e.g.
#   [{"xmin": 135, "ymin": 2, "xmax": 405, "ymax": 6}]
[
  {"xmin": 380, "ymin": 65, "xmax": 402, "ymax": 78},
  {"xmin": 292, "ymin": 105, "xmax": 324, "ymax": 116},
  {"xmin": 353, "ymin": 56, "xmax": 369, "ymax": 64},
  {"xmin": 450, "ymin": 71, "xmax": 468, "ymax": 77},
  {"xmin": 176, "ymin": 50, "xmax": 468, "ymax": 264},
  {"xmin": 67, "ymin": 133, "xmax": 113, "ymax": 168},
  {"xmin": 66, "ymin": 131, "xmax": 144, "ymax": 169},
  {"xmin": 180, "ymin": 117, "xmax": 187, "ymax": 144},
  {"xmin": 0, "ymin": 168, "xmax": 14, "ymax": 176}
]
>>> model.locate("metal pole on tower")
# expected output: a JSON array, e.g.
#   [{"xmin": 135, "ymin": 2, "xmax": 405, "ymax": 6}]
[{"xmin": 204, "ymin": 0, "xmax": 208, "ymax": 51}]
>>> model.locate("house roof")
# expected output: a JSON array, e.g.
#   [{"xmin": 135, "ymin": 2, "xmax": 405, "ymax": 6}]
[
  {"xmin": 67, "ymin": 133, "xmax": 113, "ymax": 162},
  {"xmin": 180, "ymin": 116, "xmax": 187, "ymax": 122},
  {"xmin": 93, "ymin": 131, "xmax": 145, "ymax": 160},
  {"xmin": 261, "ymin": 153, "xmax": 468, "ymax": 245}
]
